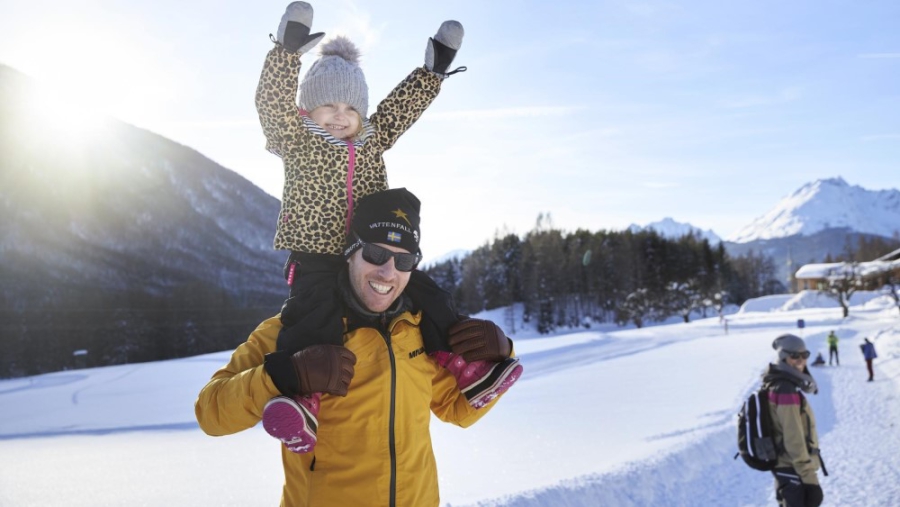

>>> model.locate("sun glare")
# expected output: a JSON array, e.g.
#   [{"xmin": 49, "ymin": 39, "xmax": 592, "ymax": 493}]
[
  {"xmin": 23, "ymin": 85, "xmax": 111, "ymax": 144},
  {"xmin": 8, "ymin": 16, "xmax": 172, "ymax": 137}
]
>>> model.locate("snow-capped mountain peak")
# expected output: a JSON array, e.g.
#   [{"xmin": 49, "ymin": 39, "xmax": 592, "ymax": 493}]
[
  {"xmin": 727, "ymin": 177, "xmax": 900, "ymax": 243},
  {"xmin": 628, "ymin": 217, "xmax": 722, "ymax": 244}
]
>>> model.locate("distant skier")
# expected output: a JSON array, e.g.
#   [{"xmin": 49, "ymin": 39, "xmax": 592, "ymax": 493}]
[
  {"xmin": 860, "ymin": 338, "xmax": 878, "ymax": 382},
  {"xmin": 826, "ymin": 330, "xmax": 839, "ymax": 366},
  {"xmin": 763, "ymin": 334, "xmax": 825, "ymax": 507}
]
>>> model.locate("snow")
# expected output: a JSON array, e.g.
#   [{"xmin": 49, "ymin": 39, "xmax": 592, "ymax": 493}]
[
  {"xmin": 779, "ymin": 290, "xmax": 893, "ymax": 313},
  {"xmin": 2, "ymin": 297, "xmax": 900, "ymax": 506},
  {"xmin": 738, "ymin": 294, "xmax": 796, "ymax": 313},
  {"xmin": 795, "ymin": 259, "xmax": 900, "ymax": 280},
  {"xmin": 728, "ymin": 177, "xmax": 900, "ymax": 243}
]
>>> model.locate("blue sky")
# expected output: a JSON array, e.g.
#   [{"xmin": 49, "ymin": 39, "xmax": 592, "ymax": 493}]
[{"xmin": 2, "ymin": 0, "xmax": 898, "ymax": 261}]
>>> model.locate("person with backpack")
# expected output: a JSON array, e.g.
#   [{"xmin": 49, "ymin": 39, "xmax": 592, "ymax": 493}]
[{"xmin": 764, "ymin": 334, "xmax": 825, "ymax": 507}]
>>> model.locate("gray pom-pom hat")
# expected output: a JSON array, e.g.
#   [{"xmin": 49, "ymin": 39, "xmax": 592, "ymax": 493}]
[{"xmin": 299, "ymin": 36, "xmax": 369, "ymax": 119}]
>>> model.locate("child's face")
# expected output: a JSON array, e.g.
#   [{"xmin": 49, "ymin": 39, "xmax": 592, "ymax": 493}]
[{"xmin": 309, "ymin": 102, "xmax": 361, "ymax": 140}]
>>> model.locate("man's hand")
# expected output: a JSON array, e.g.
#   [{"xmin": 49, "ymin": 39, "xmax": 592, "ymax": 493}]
[
  {"xmin": 447, "ymin": 318, "xmax": 511, "ymax": 363},
  {"xmin": 266, "ymin": 344, "xmax": 356, "ymax": 397},
  {"xmin": 294, "ymin": 344, "xmax": 356, "ymax": 396}
]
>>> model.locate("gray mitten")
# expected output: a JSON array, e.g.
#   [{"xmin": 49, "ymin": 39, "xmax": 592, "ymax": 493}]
[
  {"xmin": 425, "ymin": 20, "xmax": 466, "ymax": 77},
  {"xmin": 276, "ymin": 2, "xmax": 325, "ymax": 54}
]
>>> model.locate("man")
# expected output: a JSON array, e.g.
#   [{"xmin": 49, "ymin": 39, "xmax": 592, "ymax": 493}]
[
  {"xmin": 195, "ymin": 188, "xmax": 516, "ymax": 507},
  {"xmin": 826, "ymin": 330, "xmax": 839, "ymax": 366},
  {"xmin": 763, "ymin": 334, "xmax": 825, "ymax": 507},
  {"xmin": 861, "ymin": 338, "xmax": 878, "ymax": 382}
]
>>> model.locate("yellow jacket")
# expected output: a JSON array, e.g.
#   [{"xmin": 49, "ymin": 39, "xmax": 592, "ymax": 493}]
[{"xmin": 195, "ymin": 311, "xmax": 500, "ymax": 507}]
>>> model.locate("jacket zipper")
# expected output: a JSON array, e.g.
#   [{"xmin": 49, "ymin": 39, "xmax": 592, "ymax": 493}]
[{"xmin": 379, "ymin": 320, "xmax": 398, "ymax": 507}]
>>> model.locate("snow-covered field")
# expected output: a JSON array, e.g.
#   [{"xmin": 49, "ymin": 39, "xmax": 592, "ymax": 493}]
[{"xmin": 1, "ymin": 291, "xmax": 899, "ymax": 506}]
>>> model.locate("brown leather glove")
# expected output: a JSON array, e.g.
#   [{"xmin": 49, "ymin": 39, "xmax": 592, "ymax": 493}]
[
  {"xmin": 447, "ymin": 318, "xmax": 511, "ymax": 363},
  {"xmin": 265, "ymin": 344, "xmax": 357, "ymax": 397},
  {"xmin": 295, "ymin": 344, "xmax": 357, "ymax": 396}
]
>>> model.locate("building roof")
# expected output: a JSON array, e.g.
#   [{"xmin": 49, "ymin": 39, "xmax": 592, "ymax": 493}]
[
  {"xmin": 875, "ymin": 247, "xmax": 900, "ymax": 262},
  {"xmin": 795, "ymin": 258, "xmax": 900, "ymax": 280}
]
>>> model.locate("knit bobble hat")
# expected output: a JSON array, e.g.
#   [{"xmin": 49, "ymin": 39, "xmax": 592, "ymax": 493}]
[
  {"xmin": 344, "ymin": 188, "xmax": 422, "ymax": 258},
  {"xmin": 772, "ymin": 334, "xmax": 808, "ymax": 362},
  {"xmin": 299, "ymin": 36, "xmax": 369, "ymax": 119}
]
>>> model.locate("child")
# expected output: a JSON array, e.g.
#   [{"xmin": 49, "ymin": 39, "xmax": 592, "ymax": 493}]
[
  {"xmin": 255, "ymin": 2, "xmax": 522, "ymax": 454},
  {"xmin": 811, "ymin": 351, "xmax": 826, "ymax": 367}
]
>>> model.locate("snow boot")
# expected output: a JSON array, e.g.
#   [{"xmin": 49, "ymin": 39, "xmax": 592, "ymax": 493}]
[
  {"xmin": 262, "ymin": 393, "xmax": 321, "ymax": 453},
  {"xmin": 432, "ymin": 351, "xmax": 523, "ymax": 408}
]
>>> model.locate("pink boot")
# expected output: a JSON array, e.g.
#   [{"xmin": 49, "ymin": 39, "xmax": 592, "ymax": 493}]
[
  {"xmin": 433, "ymin": 351, "xmax": 523, "ymax": 408},
  {"xmin": 262, "ymin": 393, "xmax": 321, "ymax": 453}
]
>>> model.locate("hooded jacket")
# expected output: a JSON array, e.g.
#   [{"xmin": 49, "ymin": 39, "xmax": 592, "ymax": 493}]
[
  {"xmin": 255, "ymin": 45, "xmax": 443, "ymax": 255},
  {"xmin": 762, "ymin": 363, "xmax": 821, "ymax": 485},
  {"xmin": 194, "ymin": 295, "xmax": 500, "ymax": 506},
  {"xmin": 862, "ymin": 341, "xmax": 877, "ymax": 360}
]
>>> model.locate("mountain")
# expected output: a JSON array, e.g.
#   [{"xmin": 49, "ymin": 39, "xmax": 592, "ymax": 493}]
[
  {"xmin": 728, "ymin": 177, "xmax": 900, "ymax": 243},
  {"xmin": 722, "ymin": 178, "xmax": 900, "ymax": 287},
  {"xmin": 0, "ymin": 64, "xmax": 285, "ymax": 377},
  {"xmin": 628, "ymin": 217, "xmax": 722, "ymax": 244}
]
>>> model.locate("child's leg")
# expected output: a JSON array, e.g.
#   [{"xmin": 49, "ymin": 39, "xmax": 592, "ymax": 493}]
[
  {"xmin": 406, "ymin": 271, "xmax": 523, "ymax": 408},
  {"xmin": 277, "ymin": 253, "xmax": 346, "ymax": 352},
  {"xmin": 265, "ymin": 253, "xmax": 344, "ymax": 453}
]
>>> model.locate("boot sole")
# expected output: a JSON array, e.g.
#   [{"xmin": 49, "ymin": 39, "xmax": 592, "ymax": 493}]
[
  {"xmin": 262, "ymin": 397, "xmax": 318, "ymax": 454},
  {"xmin": 464, "ymin": 357, "xmax": 523, "ymax": 409}
]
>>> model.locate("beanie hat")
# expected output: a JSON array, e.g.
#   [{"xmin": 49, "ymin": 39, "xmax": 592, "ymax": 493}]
[
  {"xmin": 344, "ymin": 188, "xmax": 421, "ymax": 258},
  {"xmin": 299, "ymin": 36, "xmax": 369, "ymax": 119},
  {"xmin": 772, "ymin": 334, "xmax": 808, "ymax": 362}
]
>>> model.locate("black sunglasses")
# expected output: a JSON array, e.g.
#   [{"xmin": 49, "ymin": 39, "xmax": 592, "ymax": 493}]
[
  {"xmin": 788, "ymin": 351, "xmax": 811, "ymax": 360},
  {"xmin": 359, "ymin": 241, "xmax": 421, "ymax": 272}
]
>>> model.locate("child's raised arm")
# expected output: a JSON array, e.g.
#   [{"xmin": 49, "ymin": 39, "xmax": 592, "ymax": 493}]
[
  {"xmin": 369, "ymin": 21, "xmax": 465, "ymax": 151},
  {"xmin": 255, "ymin": 2, "xmax": 325, "ymax": 157}
]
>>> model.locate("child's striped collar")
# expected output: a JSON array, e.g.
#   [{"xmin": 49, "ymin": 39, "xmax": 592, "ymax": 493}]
[{"xmin": 300, "ymin": 112, "xmax": 373, "ymax": 147}]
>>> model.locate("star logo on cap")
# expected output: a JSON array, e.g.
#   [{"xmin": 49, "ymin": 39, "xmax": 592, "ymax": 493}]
[{"xmin": 392, "ymin": 208, "xmax": 412, "ymax": 227}]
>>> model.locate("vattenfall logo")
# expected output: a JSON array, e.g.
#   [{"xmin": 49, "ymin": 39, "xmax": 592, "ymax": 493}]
[{"xmin": 409, "ymin": 347, "xmax": 426, "ymax": 359}]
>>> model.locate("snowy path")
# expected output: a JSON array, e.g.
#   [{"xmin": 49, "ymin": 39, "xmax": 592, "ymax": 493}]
[
  {"xmin": 1, "ymin": 298, "xmax": 898, "ymax": 506},
  {"xmin": 468, "ymin": 320, "xmax": 900, "ymax": 507},
  {"xmin": 811, "ymin": 333, "xmax": 900, "ymax": 506}
]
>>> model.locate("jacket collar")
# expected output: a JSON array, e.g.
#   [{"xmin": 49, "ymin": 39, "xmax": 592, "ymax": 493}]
[
  {"xmin": 299, "ymin": 112, "xmax": 374, "ymax": 147},
  {"xmin": 763, "ymin": 362, "xmax": 818, "ymax": 394}
]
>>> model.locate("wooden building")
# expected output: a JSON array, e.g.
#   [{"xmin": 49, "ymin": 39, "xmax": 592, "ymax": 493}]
[{"xmin": 794, "ymin": 247, "xmax": 900, "ymax": 291}]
